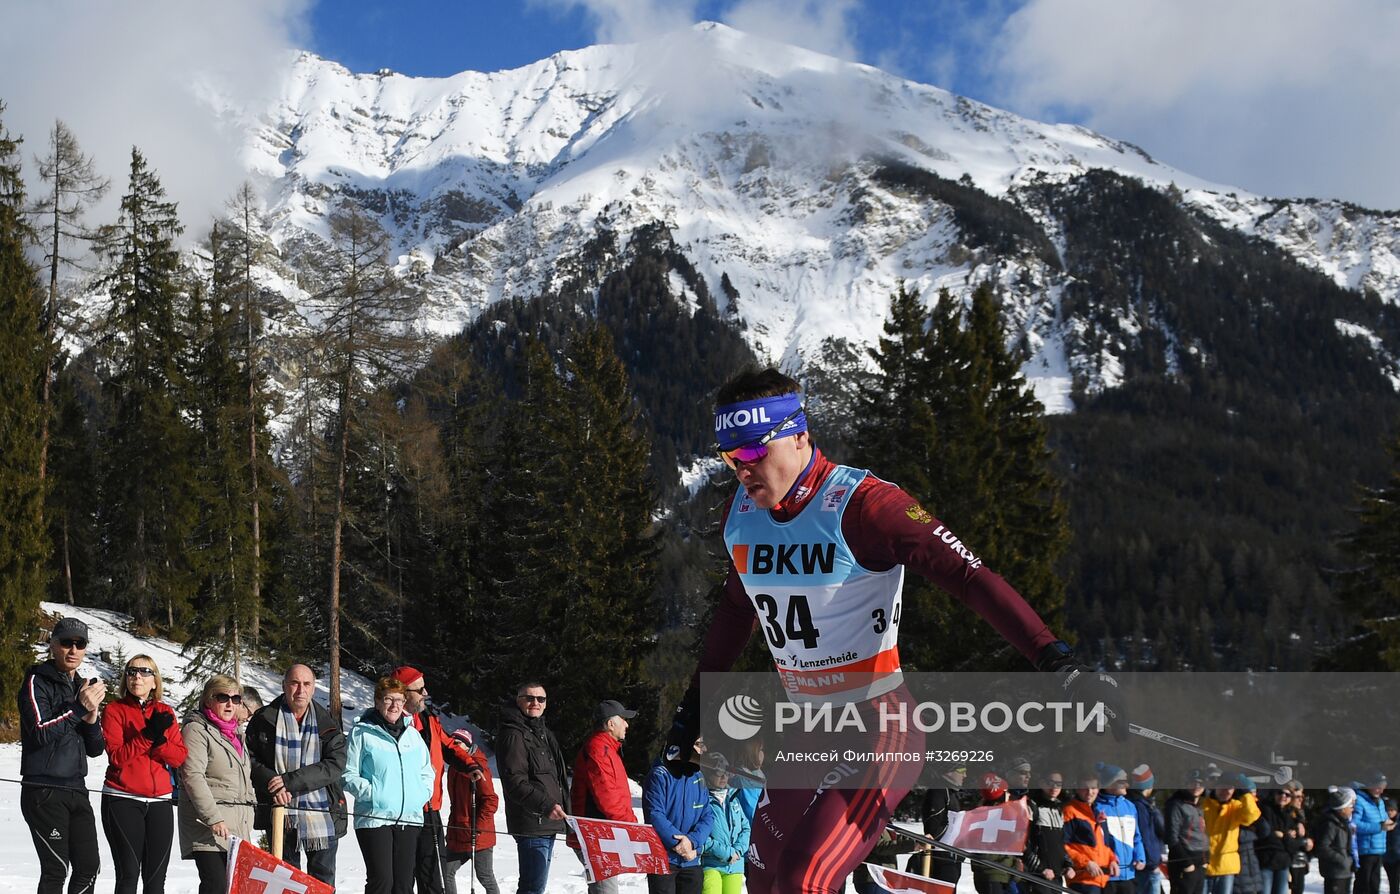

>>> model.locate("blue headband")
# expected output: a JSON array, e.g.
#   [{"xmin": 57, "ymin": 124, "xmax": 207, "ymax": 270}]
[{"xmin": 713, "ymin": 392, "xmax": 807, "ymax": 451}]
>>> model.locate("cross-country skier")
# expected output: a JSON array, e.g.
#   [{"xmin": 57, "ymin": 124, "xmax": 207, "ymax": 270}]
[{"xmin": 668, "ymin": 367, "xmax": 1124, "ymax": 894}]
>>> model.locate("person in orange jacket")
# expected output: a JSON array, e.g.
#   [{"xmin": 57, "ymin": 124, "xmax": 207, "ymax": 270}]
[
  {"xmin": 1066, "ymin": 768, "xmax": 1121, "ymax": 893},
  {"xmin": 1203, "ymin": 769, "xmax": 1263, "ymax": 894},
  {"xmin": 393, "ymin": 667, "xmax": 477, "ymax": 894},
  {"xmin": 442, "ymin": 729, "xmax": 500, "ymax": 894}
]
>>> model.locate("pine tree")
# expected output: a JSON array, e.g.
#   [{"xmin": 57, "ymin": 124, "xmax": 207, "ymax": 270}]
[
  {"xmin": 30, "ymin": 121, "xmax": 108, "ymax": 485},
  {"xmin": 95, "ymin": 148, "xmax": 200, "ymax": 629},
  {"xmin": 1336, "ymin": 435, "xmax": 1400, "ymax": 669},
  {"xmin": 306, "ymin": 201, "xmax": 423, "ymax": 715},
  {"xmin": 46, "ymin": 360, "xmax": 98, "ymax": 606},
  {"xmin": 852, "ymin": 282, "xmax": 1069, "ymax": 671},
  {"xmin": 0, "ymin": 104, "xmax": 50, "ymax": 719},
  {"xmin": 183, "ymin": 222, "xmax": 257, "ymax": 678},
  {"xmin": 475, "ymin": 328, "xmax": 660, "ymax": 753}
]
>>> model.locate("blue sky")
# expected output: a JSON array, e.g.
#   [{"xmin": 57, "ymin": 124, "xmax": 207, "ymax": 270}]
[{"xmin": 3, "ymin": 0, "xmax": 1398, "ymax": 217}]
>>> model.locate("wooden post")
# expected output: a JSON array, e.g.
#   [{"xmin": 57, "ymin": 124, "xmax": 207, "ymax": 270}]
[{"xmin": 270, "ymin": 805, "xmax": 285, "ymax": 859}]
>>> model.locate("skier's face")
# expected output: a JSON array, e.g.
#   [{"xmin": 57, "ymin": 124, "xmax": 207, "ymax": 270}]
[{"xmin": 731, "ymin": 431, "xmax": 811, "ymax": 509}]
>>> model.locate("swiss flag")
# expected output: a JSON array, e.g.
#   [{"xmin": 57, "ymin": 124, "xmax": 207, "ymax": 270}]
[
  {"xmin": 865, "ymin": 863, "xmax": 958, "ymax": 894},
  {"xmin": 226, "ymin": 837, "xmax": 333, "ymax": 894},
  {"xmin": 939, "ymin": 798, "xmax": 1030, "ymax": 855},
  {"xmin": 565, "ymin": 816, "xmax": 672, "ymax": 882}
]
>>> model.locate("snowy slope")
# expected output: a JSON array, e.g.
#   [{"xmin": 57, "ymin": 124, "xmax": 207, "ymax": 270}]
[{"xmin": 208, "ymin": 23, "xmax": 1400, "ymax": 411}]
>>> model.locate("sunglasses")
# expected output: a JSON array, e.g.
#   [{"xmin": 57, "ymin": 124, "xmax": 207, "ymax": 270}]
[
  {"xmin": 406, "ymin": 685, "xmax": 426, "ymax": 694},
  {"xmin": 519, "ymin": 694, "xmax": 547, "ymax": 704},
  {"xmin": 212, "ymin": 692, "xmax": 243, "ymax": 705},
  {"xmin": 125, "ymin": 667, "xmax": 156, "ymax": 678},
  {"xmin": 716, "ymin": 406, "xmax": 804, "ymax": 469},
  {"xmin": 1044, "ymin": 779, "xmax": 1065, "ymax": 786},
  {"xmin": 58, "ymin": 638, "xmax": 88, "ymax": 649}
]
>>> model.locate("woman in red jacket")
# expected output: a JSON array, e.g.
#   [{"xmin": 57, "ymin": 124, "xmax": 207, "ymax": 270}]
[{"xmin": 101, "ymin": 655, "xmax": 188, "ymax": 894}]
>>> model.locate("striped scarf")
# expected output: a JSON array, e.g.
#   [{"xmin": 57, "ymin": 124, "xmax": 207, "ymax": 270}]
[{"xmin": 275, "ymin": 703, "xmax": 335, "ymax": 852}]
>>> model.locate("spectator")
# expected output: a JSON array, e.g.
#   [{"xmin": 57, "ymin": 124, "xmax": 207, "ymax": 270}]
[
  {"xmin": 730, "ymin": 736, "xmax": 766, "ymax": 825},
  {"xmin": 643, "ymin": 748, "xmax": 714, "ymax": 894},
  {"xmin": 392, "ymin": 667, "xmax": 476, "ymax": 894},
  {"xmin": 1167, "ymin": 770, "xmax": 1209, "ymax": 894},
  {"xmin": 922, "ymin": 765, "xmax": 973, "ymax": 883},
  {"xmin": 1066, "ymin": 769, "xmax": 1119, "ymax": 894},
  {"xmin": 235, "ymin": 686, "xmax": 263, "ymax": 727},
  {"xmin": 1204, "ymin": 771, "xmax": 1262, "ymax": 894},
  {"xmin": 973, "ymin": 773, "xmax": 1019, "ymax": 894},
  {"xmin": 1236, "ymin": 786, "xmax": 1268, "ymax": 894},
  {"xmin": 19, "ymin": 617, "xmax": 105, "ymax": 894},
  {"xmin": 442, "ymin": 728, "xmax": 500, "ymax": 894},
  {"xmin": 570, "ymin": 700, "xmax": 640, "ymax": 894},
  {"xmin": 1314, "ymin": 787, "xmax": 1357, "ymax": 894},
  {"xmin": 1256, "ymin": 790, "xmax": 1297, "ymax": 894},
  {"xmin": 101, "ymin": 654, "xmax": 187, "ymax": 894},
  {"xmin": 1382, "ymin": 798, "xmax": 1399, "ymax": 894},
  {"xmin": 1129, "ymin": 765, "xmax": 1167, "ymax": 894},
  {"xmin": 344, "ymin": 676, "xmax": 434, "ymax": 894},
  {"xmin": 1026, "ymin": 770, "xmax": 1069, "ymax": 894},
  {"xmin": 495, "ymin": 680, "xmax": 568, "ymax": 894},
  {"xmin": 1007, "ymin": 757, "xmax": 1035, "ymax": 799},
  {"xmin": 699, "ymin": 755, "xmax": 749, "ymax": 894},
  {"xmin": 245, "ymin": 664, "xmax": 348, "ymax": 885},
  {"xmin": 1355, "ymin": 772, "xmax": 1395, "ymax": 894},
  {"xmin": 1096, "ymin": 763, "xmax": 1146, "ymax": 894},
  {"xmin": 179, "ymin": 674, "xmax": 256, "ymax": 894},
  {"xmin": 1283, "ymin": 782, "xmax": 1312, "ymax": 894}
]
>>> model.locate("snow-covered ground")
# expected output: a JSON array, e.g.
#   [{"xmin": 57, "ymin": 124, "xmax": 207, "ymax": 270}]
[{"xmin": 1, "ymin": 604, "xmax": 1334, "ymax": 893}]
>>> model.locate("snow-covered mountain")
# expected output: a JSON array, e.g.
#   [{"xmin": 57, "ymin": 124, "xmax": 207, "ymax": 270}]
[{"xmin": 226, "ymin": 22, "xmax": 1400, "ymax": 412}]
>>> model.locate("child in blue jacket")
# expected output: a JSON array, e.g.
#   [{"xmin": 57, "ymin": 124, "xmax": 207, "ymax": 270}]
[
  {"xmin": 644, "ymin": 754, "xmax": 714, "ymax": 893},
  {"xmin": 700, "ymin": 756, "xmax": 749, "ymax": 894}
]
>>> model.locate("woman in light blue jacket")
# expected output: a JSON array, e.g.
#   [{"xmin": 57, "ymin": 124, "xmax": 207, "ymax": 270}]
[
  {"xmin": 344, "ymin": 677, "xmax": 433, "ymax": 894},
  {"xmin": 700, "ymin": 757, "xmax": 750, "ymax": 894}
]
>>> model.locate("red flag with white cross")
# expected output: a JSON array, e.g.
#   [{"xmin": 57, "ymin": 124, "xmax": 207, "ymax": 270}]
[
  {"xmin": 865, "ymin": 863, "xmax": 958, "ymax": 894},
  {"xmin": 226, "ymin": 838, "xmax": 333, "ymax": 894},
  {"xmin": 565, "ymin": 816, "xmax": 672, "ymax": 881},
  {"xmin": 939, "ymin": 798, "xmax": 1030, "ymax": 855}
]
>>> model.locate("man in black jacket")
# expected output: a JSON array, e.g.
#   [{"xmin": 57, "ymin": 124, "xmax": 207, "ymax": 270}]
[
  {"xmin": 19, "ymin": 617, "xmax": 106, "ymax": 894},
  {"xmin": 496, "ymin": 680, "xmax": 569, "ymax": 894},
  {"xmin": 246, "ymin": 664, "xmax": 348, "ymax": 885},
  {"xmin": 922, "ymin": 765, "xmax": 973, "ymax": 882}
]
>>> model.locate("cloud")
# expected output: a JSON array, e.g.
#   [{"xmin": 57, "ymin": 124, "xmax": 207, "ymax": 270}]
[
  {"xmin": 0, "ymin": 0, "xmax": 312, "ymax": 242},
  {"xmin": 986, "ymin": 0, "xmax": 1400, "ymax": 208},
  {"xmin": 532, "ymin": 0, "xmax": 699, "ymax": 44},
  {"xmin": 723, "ymin": 0, "xmax": 859, "ymax": 60}
]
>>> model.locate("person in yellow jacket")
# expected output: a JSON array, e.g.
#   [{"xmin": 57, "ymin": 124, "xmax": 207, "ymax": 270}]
[{"xmin": 1203, "ymin": 769, "xmax": 1263, "ymax": 894}]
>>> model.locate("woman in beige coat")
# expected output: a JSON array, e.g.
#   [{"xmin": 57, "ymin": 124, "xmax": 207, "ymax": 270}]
[{"xmin": 179, "ymin": 674, "xmax": 255, "ymax": 894}]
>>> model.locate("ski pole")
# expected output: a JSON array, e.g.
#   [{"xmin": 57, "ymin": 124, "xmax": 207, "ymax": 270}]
[{"xmin": 1129, "ymin": 723, "xmax": 1293, "ymax": 784}]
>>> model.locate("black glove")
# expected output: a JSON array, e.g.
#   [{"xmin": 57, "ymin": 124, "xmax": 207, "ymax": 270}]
[
  {"xmin": 1037, "ymin": 641, "xmax": 1128, "ymax": 742},
  {"xmin": 665, "ymin": 685, "xmax": 701, "ymax": 763},
  {"xmin": 142, "ymin": 710, "xmax": 175, "ymax": 745}
]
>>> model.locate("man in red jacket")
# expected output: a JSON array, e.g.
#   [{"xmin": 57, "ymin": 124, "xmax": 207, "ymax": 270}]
[
  {"xmin": 571, "ymin": 700, "xmax": 640, "ymax": 894},
  {"xmin": 393, "ymin": 666, "xmax": 476, "ymax": 894}
]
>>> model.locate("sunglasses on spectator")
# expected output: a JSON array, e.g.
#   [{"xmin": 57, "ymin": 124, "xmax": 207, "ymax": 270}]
[
  {"xmin": 519, "ymin": 694, "xmax": 547, "ymax": 703},
  {"xmin": 716, "ymin": 407, "xmax": 804, "ymax": 469},
  {"xmin": 125, "ymin": 667, "xmax": 155, "ymax": 678},
  {"xmin": 213, "ymin": 692, "xmax": 243, "ymax": 705},
  {"xmin": 1044, "ymin": 778, "xmax": 1064, "ymax": 786},
  {"xmin": 406, "ymin": 685, "xmax": 426, "ymax": 694},
  {"xmin": 58, "ymin": 638, "xmax": 87, "ymax": 649}
]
